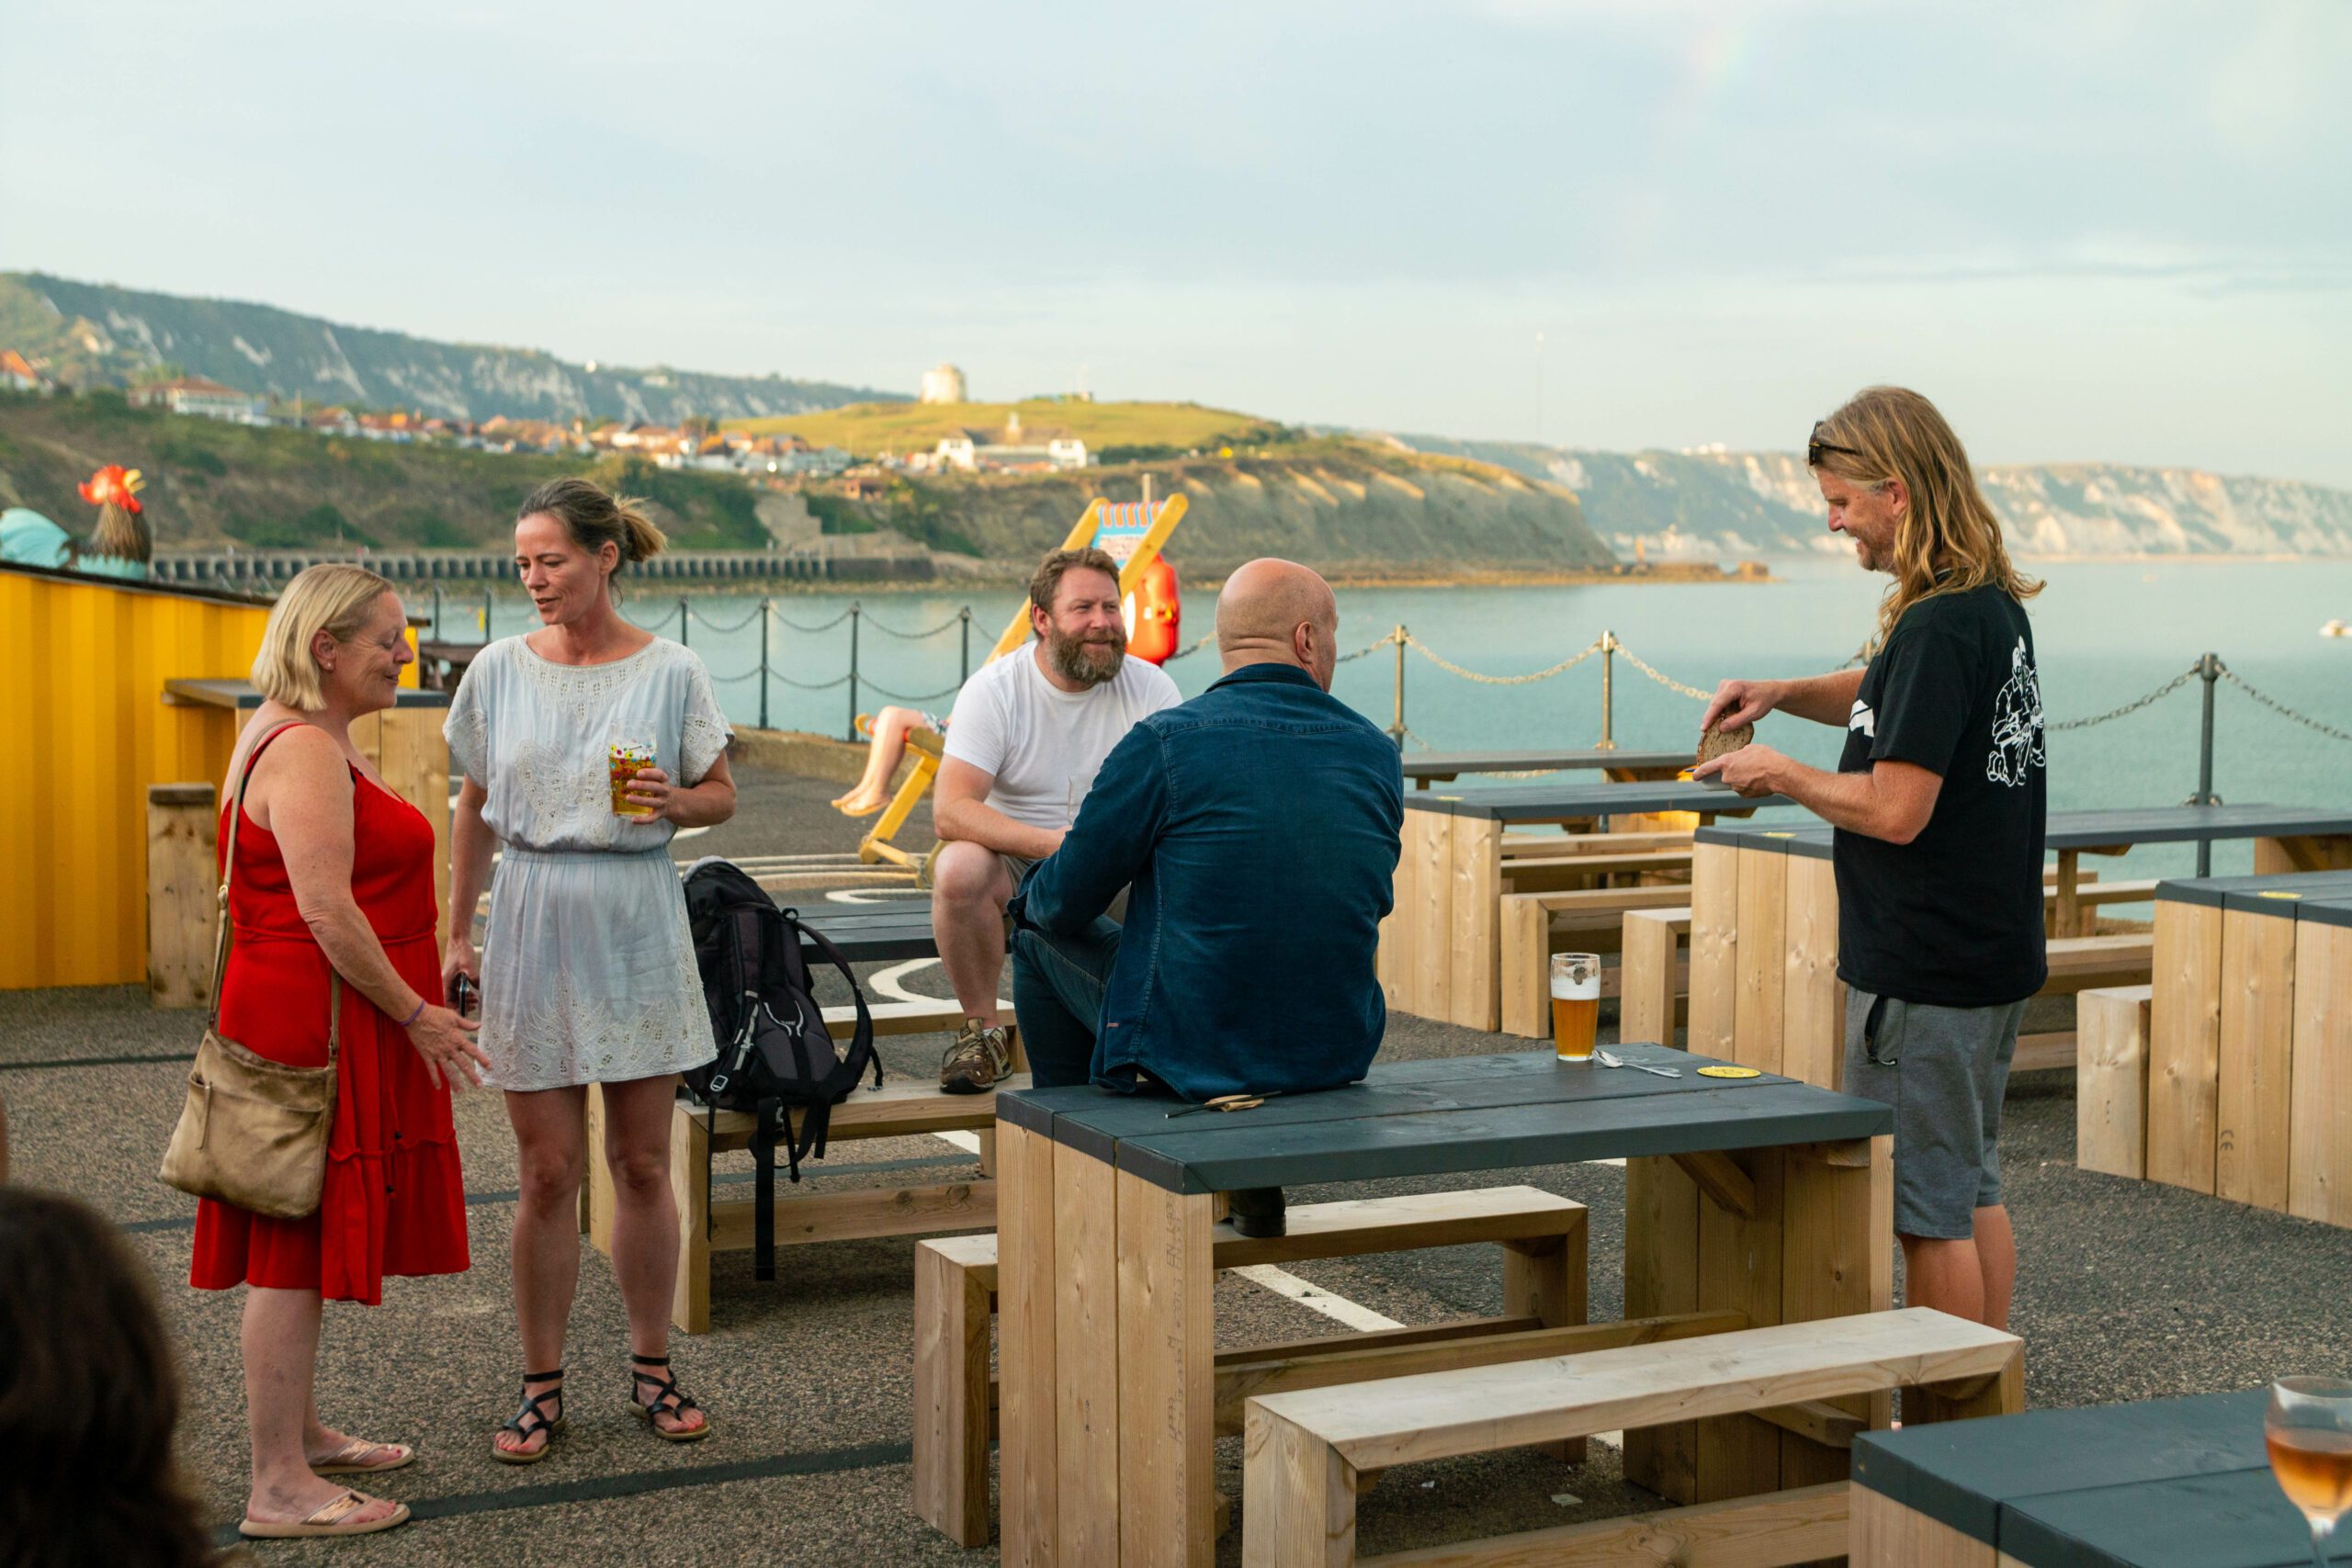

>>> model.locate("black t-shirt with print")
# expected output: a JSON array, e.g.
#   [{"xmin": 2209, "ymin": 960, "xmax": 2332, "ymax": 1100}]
[{"xmin": 1833, "ymin": 585, "xmax": 2048, "ymax": 1008}]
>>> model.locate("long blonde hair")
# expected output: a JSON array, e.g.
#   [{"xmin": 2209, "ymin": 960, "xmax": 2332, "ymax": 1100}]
[
  {"xmin": 250, "ymin": 563, "xmax": 396, "ymax": 711},
  {"xmin": 1811, "ymin": 386, "xmax": 2040, "ymax": 649}
]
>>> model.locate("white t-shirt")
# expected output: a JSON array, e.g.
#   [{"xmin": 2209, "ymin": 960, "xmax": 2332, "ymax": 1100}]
[{"xmin": 942, "ymin": 644, "xmax": 1182, "ymax": 829}]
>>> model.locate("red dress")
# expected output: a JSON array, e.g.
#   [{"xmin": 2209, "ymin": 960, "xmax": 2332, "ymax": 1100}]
[{"xmin": 188, "ymin": 728, "xmax": 469, "ymax": 1304}]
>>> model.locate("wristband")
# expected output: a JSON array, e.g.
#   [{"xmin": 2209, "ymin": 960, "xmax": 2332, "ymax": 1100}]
[{"xmin": 400, "ymin": 998, "xmax": 427, "ymax": 1028}]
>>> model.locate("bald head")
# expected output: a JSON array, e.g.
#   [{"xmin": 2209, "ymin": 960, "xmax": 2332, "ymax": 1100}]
[{"xmin": 1216, "ymin": 558, "xmax": 1340, "ymax": 690}]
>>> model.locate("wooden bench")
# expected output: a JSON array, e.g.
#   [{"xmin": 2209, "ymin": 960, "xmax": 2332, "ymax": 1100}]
[
  {"xmin": 584, "ymin": 997, "xmax": 1023, "ymax": 1333},
  {"xmin": 1498, "ymin": 885, "xmax": 1699, "ymax": 1037},
  {"xmin": 1502, "ymin": 829, "xmax": 1691, "ymax": 861},
  {"xmin": 911, "ymin": 1186, "xmax": 1590, "ymax": 1548},
  {"xmin": 1244, "ymin": 1307, "xmax": 2024, "ymax": 1568},
  {"xmin": 1619, "ymin": 906, "xmax": 1692, "ymax": 1046},
  {"xmin": 2076, "ymin": 984, "xmax": 2154, "ymax": 1180}
]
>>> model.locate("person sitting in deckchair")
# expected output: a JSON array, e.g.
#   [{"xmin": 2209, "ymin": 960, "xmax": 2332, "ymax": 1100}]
[
  {"xmin": 931, "ymin": 547, "xmax": 1180, "ymax": 1092},
  {"xmin": 1006, "ymin": 559, "xmax": 1404, "ymax": 1229},
  {"xmin": 831, "ymin": 705, "xmax": 944, "ymax": 818}
]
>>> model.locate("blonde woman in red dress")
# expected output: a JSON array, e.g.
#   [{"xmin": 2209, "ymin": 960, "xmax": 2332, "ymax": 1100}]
[{"xmin": 189, "ymin": 565, "xmax": 490, "ymax": 1541}]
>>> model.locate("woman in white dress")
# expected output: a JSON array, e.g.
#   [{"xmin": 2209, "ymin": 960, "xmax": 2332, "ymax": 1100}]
[{"xmin": 442, "ymin": 478, "xmax": 733, "ymax": 1461}]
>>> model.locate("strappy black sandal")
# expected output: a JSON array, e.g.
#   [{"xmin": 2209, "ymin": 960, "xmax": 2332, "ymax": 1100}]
[
  {"xmin": 627, "ymin": 1355, "xmax": 711, "ymax": 1444},
  {"xmin": 491, "ymin": 1369, "xmax": 565, "ymax": 1465}
]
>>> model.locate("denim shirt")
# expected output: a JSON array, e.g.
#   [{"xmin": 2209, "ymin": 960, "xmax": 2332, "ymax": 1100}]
[{"xmin": 1010, "ymin": 661, "xmax": 1405, "ymax": 1100}]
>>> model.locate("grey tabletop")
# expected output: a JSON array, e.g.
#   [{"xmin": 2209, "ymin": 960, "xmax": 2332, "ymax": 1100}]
[
  {"xmin": 1405, "ymin": 779, "xmax": 1796, "ymax": 822},
  {"xmin": 163, "ymin": 676, "xmax": 452, "ymax": 710},
  {"xmin": 2153, "ymin": 868, "xmax": 2352, "ymax": 922},
  {"xmin": 1853, "ymin": 1388, "xmax": 2315, "ymax": 1567},
  {"xmin": 793, "ymin": 905, "xmax": 939, "ymax": 964},
  {"xmin": 998, "ymin": 1044, "xmax": 1892, "ymax": 1194},
  {"xmin": 1700, "ymin": 804, "xmax": 2352, "ymax": 857},
  {"xmin": 1401, "ymin": 748, "xmax": 1695, "ymax": 782}
]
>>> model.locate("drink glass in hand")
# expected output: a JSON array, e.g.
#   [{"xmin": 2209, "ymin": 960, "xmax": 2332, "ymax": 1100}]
[
  {"xmin": 608, "ymin": 726, "xmax": 658, "ymax": 820},
  {"xmin": 1550, "ymin": 953, "xmax": 1600, "ymax": 1063},
  {"xmin": 2268, "ymin": 1376, "xmax": 2352, "ymax": 1566}
]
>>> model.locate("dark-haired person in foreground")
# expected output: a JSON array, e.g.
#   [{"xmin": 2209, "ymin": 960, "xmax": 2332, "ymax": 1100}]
[
  {"xmin": 1694, "ymin": 386, "xmax": 2045, "ymax": 1330},
  {"xmin": 1, "ymin": 1187, "xmax": 220, "ymax": 1566},
  {"xmin": 1008, "ymin": 558, "xmax": 1403, "ymax": 1235},
  {"xmin": 929, "ymin": 546, "xmax": 1180, "ymax": 1092}
]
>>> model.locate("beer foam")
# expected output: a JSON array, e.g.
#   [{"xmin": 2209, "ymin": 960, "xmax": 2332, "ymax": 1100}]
[{"xmin": 1550, "ymin": 973, "xmax": 1600, "ymax": 1000}]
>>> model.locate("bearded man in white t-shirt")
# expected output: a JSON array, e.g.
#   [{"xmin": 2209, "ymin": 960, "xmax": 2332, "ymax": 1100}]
[{"xmin": 932, "ymin": 546, "xmax": 1181, "ymax": 1091}]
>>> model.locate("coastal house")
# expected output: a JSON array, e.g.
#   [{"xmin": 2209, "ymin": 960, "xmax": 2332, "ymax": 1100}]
[
  {"xmin": 929, "ymin": 431, "xmax": 1091, "ymax": 473},
  {"xmin": 130, "ymin": 375, "xmax": 268, "ymax": 423},
  {"xmin": 0, "ymin": 349, "xmax": 57, "ymax": 393}
]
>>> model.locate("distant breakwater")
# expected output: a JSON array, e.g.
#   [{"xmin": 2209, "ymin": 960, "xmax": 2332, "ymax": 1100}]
[{"xmin": 150, "ymin": 548, "xmax": 931, "ymax": 587}]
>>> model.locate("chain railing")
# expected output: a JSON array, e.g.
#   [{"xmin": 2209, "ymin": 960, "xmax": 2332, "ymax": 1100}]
[{"xmin": 415, "ymin": 589, "xmax": 2352, "ymax": 801}]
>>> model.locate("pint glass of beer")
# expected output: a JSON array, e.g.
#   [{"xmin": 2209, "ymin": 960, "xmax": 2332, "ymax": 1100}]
[
  {"xmin": 1550, "ymin": 952, "xmax": 1600, "ymax": 1063},
  {"xmin": 608, "ymin": 728, "xmax": 658, "ymax": 820}
]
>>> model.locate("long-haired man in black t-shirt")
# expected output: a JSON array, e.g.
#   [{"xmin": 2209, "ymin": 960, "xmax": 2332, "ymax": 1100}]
[{"xmin": 1692, "ymin": 386, "xmax": 2045, "ymax": 1331}]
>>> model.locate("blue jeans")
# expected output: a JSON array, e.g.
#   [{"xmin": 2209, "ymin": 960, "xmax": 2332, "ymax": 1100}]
[{"xmin": 1011, "ymin": 918, "xmax": 1122, "ymax": 1089}]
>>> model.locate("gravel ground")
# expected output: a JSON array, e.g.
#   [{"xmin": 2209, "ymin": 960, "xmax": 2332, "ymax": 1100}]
[{"xmin": 5, "ymin": 760, "xmax": 2342, "ymax": 1565}]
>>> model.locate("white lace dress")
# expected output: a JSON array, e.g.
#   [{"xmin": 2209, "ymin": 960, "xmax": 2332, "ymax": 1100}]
[{"xmin": 444, "ymin": 636, "xmax": 731, "ymax": 1091}]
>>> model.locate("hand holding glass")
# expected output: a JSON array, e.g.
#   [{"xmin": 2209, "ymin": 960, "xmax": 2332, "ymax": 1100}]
[
  {"xmin": 2269, "ymin": 1376, "xmax": 2352, "ymax": 1567},
  {"xmin": 1551, "ymin": 953, "xmax": 1600, "ymax": 1063}
]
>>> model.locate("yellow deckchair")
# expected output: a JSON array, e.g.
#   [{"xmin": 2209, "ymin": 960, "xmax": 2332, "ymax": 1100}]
[{"xmin": 856, "ymin": 492, "xmax": 1190, "ymax": 879}]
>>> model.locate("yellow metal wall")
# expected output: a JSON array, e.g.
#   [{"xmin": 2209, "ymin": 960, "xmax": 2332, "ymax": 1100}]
[{"xmin": 0, "ymin": 569, "xmax": 426, "ymax": 990}]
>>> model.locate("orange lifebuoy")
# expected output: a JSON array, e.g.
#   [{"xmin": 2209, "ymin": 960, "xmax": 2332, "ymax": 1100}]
[{"xmin": 1123, "ymin": 556, "xmax": 1182, "ymax": 664}]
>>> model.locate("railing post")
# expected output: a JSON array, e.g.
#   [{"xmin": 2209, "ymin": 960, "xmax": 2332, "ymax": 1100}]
[
  {"xmin": 431, "ymin": 582, "xmax": 442, "ymax": 641},
  {"xmin": 758, "ymin": 598, "xmax": 772, "ymax": 732},
  {"xmin": 2196, "ymin": 651, "xmax": 2220, "ymax": 875},
  {"xmin": 959, "ymin": 606, "xmax": 972, "ymax": 685},
  {"xmin": 1389, "ymin": 624, "xmax": 1408, "ymax": 751},
  {"xmin": 848, "ymin": 601, "xmax": 863, "ymax": 742},
  {"xmin": 481, "ymin": 585, "xmax": 492, "ymax": 643},
  {"xmin": 678, "ymin": 595, "xmax": 690, "ymax": 649},
  {"xmin": 1599, "ymin": 629, "xmax": 1617, "ymax": 750}
]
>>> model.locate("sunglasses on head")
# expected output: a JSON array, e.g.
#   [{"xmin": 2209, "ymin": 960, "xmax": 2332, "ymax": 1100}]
[{"xmin": 1807, "ymin": 423, "xmax": 1862, "ymax": 468}]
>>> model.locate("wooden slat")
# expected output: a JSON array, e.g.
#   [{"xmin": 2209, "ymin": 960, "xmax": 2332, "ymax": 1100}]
[
  {"xmin": 2215, "ymin": 908, "xmax": 2297, "ymax": 1211},
  {"xmin": 1620, "ymin": 907, "xmax": 1689, "ymax": 1049},
  {"xmin": 2291, "ymin": 922, "xmax": 2352, "ymax": 1225},
  {"xmin": 1452, "ymin": 817, "xmax": 1502, "ymax": 1031},
  {"xmin": 1241, "ymin": 1404, "xmax": 1356, "ymax": 1568},
  {"xmin": 668, "ymin": 1100, "xmax": 712, "ymax": 1334},
  {"xmin": 1054, "ymin": 1142, "xmax": 1120, "ymax": 1562},
  {"xmin": 1362, "ymin": 1481, "xmax": 1850, "ymax": 1568},
  {"xmin": 707, "ymin": 1180, "xmax": 991, "ymax": 1250},
  {"xmin": 1780, "ymin": 1138, "xmax": 1893, "ymax": 1497},
  {"xmin": 1410, "ymin": 810, "xmax": 1454, "ymax": 1021},
  {"xmin": 2076, "ymin": 986, "xmax": 2154, "ymax": 1180},
  {"xmin": 1623, "ymin": 1156, "xmax": 1702, "ymax": 1502},
  {"xmin": 1673, "ymin": 1151, "xmax": 1758, "ymax": 1219},
  {"xmin": 912, "ymin": 1234, "xmax": 994, "ymax": 1545},
  {"xmin": 2147, "ymin": 903, "xmax": 2224, "ymax": 1193},
  {"xmin": 1849, "ymin": 1486, "xmax": 2000, "ymax": 1568},
  {"xmin": 1116, "ymin": 1168, "xmax": 1216, "ymax": 1565},
  {"xmin": 1732, "ymin": 847, "xmax": 1788, "ymax": 1076},
  {"xmin": 1696, "ymin": 1146, "xmax": 1785, "ymax": 1502},
  {"xmin": 1498, "ymin": 888, "xmax": 1549, "ymax": 1039},
  {"xmin": 1252, "ymin": 1308, "xmax": 2022, "ymax": 1472},
  {"xmin": 2254, "ymin": 833, "xmax": 2352, "ymax": 875},
  {"xmin": 998, "ymin": 1121, "xmax": 1058, "ymax": 1566},
  {"xmin": 694, "ymin": 1076, "xmax": 1030, "ymax": 1145},
  {"xmin": 144, "ymin": 783, "xmax": 217, "ymax": 1010},
  {"xmin": 1214, "ymin": 1187, "xmax": 1586, "ymax": 1266},
  {"xmin": 1780, "ymin": 855, "xmax": 1845, "ymax": 1090},
  {"xmin": 1380, "ymin": 802, "xmax": 1420, "ymax": 1008},
  {"xmin": 1688, "ymin": 841, "xmax": 1740, "ymax": 1058}
]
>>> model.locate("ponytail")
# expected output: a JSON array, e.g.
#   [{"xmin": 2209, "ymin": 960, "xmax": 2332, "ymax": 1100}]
[{"xmin": 614, "ymin": 495, "xmax": 668, "ymax": 563}]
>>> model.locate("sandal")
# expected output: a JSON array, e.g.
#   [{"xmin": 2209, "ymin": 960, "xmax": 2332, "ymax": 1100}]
[
  {"xmin": 628, "ymin": 1355, "xmax": 711, "ymax": 1443},
  {"xmin": 311, "ymin": 1437, "xmax": 414, "ymax": 1476},
  {"xmin": 241, "ymin": 1490, "xmax": 410, "ymax": 1540},
  {"xmin": 491, "ymin": 1369, "xmax": 565, "ymax": 1465}
]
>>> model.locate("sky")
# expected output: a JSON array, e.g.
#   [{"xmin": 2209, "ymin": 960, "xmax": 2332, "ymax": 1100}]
[{"xmin": 5, "ymin": 1, "xmax": 2348, "ymax": 485}]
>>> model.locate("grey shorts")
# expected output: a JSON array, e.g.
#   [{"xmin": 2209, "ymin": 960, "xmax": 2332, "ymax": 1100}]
[
  {"xmin": 1841, "ymin": 988, "xmax": 2024, "ymax": 1241},
  {"xmin": 994, "ymin": 851, "xmax": 1125, "ymax": 926}
]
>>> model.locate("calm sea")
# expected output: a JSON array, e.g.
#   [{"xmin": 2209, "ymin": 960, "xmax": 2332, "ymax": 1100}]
[{"xmin": 419, "ymin": 558, "xmax": 2352, "ymax": 887}]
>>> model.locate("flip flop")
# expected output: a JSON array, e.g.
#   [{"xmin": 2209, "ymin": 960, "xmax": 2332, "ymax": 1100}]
[
  {"xmin": 311, "ymin": 1437, "xmax": 414, "ymax": 1476},
  {"xmin": 240, "ymin": 1490, "xmax": 410, "ymax": 1540}
]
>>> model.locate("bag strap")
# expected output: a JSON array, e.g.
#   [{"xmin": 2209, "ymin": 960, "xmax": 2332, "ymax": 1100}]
[
  {"xmin": 211, "ymin": 721, "xmax": 344, "ymax": 1064},
  {"xmin": 791, "ymin": 917, "xmax": 877, "ymax": 1087}
]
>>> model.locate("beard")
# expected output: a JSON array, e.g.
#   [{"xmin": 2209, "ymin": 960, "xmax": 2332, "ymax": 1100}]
[{"xmin": 1046, "ymin": 622, "xmax": 1126, "ymax": 687}]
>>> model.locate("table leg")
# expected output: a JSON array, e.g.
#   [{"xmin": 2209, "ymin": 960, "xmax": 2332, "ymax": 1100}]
[
  {"xmin": 1057, "ymin": 1143, "xmax": 1123, "ymax": 1560},
  {"xmin": 999, "ymin": 1120, "xmax": 1059, "ymax": 1565},
  {"xmin": 1117, "ymin": 1168, "xmax": 1216, "ymax": 1566},
  {"xmin": 1450, "ymin": 818, "xmax": 1501, "ymax": 1032},
  {"xmin": 2254, "ymin": 833, "xmax": 2352, "ymax": 875},
  {"xmin": 2055, "ymin": 848, "xmax": 2081, "ymax": 939}
]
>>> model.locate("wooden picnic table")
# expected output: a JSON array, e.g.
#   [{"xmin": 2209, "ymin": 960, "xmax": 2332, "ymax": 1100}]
[
  {"xmin": 1400, "ymin": 746, "xmax": 1693, "ymax": 789},
  {"xmin": 1679, "ymin": 806, "xmax": 2352, "ymax": 1091},
  {"xmin": 1851, "ymin": 1387, "xmax": 2305, "ymax": 1566},
  {"xmin": 2128, "ymin": 868, "xmax": 2352, "ymax": 1223},
  {"xmin": 993, "ymin": 1045, "xmax": 1894, "ymax": 1565},
  {"xmin": 1383, "ymin": 780, "xmax": 1796, "ymax": 1031}
]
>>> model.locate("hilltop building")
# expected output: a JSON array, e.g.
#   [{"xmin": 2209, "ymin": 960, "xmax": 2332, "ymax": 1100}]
[
  {"xmin": 130, "ymin": 376, "xmax": 267, "ymax": 424},
  {"xmin": 920, "ymin": 363, "xmax": 967, "ymax": 404},
  {"xmin": 929, "ymin": 430, "xmax": 1090, "ymax": 473}
]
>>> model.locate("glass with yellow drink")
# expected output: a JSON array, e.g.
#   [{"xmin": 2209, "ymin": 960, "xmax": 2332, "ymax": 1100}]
[
  {"xmin": 1550, "ymin": 952, "xmax": 1600, "ymax": 1063},
  {"xmin": 608, "ymin": 728, "xmax": 658, "ymax": 820}
]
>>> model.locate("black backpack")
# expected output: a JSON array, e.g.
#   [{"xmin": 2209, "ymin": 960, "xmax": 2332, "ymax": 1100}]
[{"xmin": 680, "ymin": 858, "xmax": 877, "ymax": 1280}]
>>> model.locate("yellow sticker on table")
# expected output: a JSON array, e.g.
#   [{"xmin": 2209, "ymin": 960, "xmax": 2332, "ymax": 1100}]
[
  {"xmin": 1696, "ymin": 1065, "xmax": 1763, "ymax": 1079},
  {"xmin": 2256, "ymin": 891, "xmax": 2304, "ymax": 900}
]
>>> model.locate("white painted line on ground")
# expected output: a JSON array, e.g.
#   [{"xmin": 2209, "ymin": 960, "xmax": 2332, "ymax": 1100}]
[
  {"xmin": 825, "ymin": 886, "xmax": 930, "ymax": 905},
  {"xmin": 868, "ymin": 957, "xmax": 944, "ymax": 1004},
  {"xmin": 933, "ymin": 1130, "xmax": 983, "ymax": 1155},
  {"xmin": 1230, "ymin": 1265, "xmax": 1405, "ymax": 1332}
]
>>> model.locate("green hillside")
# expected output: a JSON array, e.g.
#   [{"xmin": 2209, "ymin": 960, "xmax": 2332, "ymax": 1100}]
[
  {"xmin": 0, "ymin": 390, "xmax": 767, "ymax": 551},
  {"xmin": 730, "ymin": 399, "xmax": 1288, "ymax": 462}
]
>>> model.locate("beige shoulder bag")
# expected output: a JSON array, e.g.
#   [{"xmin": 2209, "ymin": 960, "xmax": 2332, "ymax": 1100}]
[{"xmin": 159, "ymin": 722, "xmax": 345, "ymax": 1219}]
